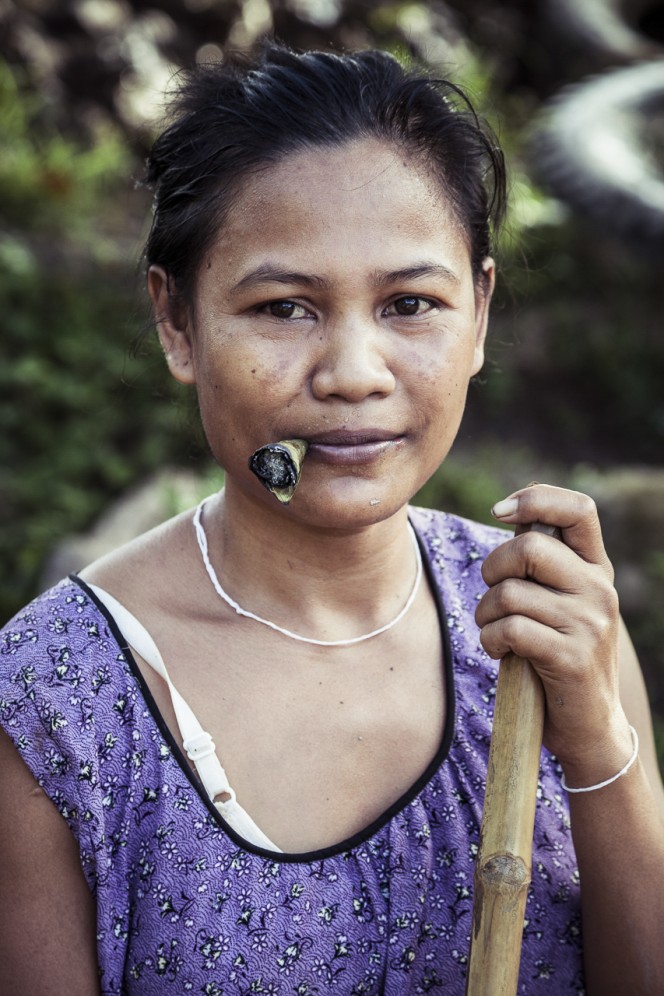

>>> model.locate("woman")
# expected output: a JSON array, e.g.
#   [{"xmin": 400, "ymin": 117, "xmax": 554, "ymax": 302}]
[{"xmin": 1, "ymin": 44, "xmax": 663, "ymax": 995}]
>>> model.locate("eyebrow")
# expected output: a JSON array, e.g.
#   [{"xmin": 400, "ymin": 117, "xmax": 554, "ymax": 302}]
[
  {"xmin": 371, "ymin": 262, "xmax": 461, "ymax": 287},
  {"xmin": 230, "ymin": 259, "xmax": 460, "ymax": 294},
  {"xmin": 231, "ymin": 264, "xmax": 330, "ymax": 294}
]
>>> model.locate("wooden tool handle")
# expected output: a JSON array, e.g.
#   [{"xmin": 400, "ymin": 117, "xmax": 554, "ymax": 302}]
[
  {"xmin": 465, "ymin": 522, "xmax": 560, "ymax": 996},
  {"xmin": 465, "ymin": 654, "xmax": 544, "ymax": 995}
]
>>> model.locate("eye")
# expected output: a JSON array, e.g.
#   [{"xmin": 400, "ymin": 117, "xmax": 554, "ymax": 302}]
[
  {"xmin": 385, "ymin": 296, "xmax": 436, "ymax": 317},
  {"xmin": 263, "ymin": 300, "xmax": 310, "ymax": 320}
]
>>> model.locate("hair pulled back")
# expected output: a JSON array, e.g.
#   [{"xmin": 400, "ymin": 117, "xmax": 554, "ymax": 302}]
[{"xmin": 144, "ymin": 43, "xmax": 506, "ymax": 303}]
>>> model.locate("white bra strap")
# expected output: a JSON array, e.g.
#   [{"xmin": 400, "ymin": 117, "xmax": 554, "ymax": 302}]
[
  {"xmin": 87, "ymin": 584, "xmax": 232, "ymax": 800},
  {"xmin": 86, "ymin": 583, "xmax": 281, "ymax": 852}
]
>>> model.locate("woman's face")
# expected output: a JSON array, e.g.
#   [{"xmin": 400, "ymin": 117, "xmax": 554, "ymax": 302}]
[{"xmin": 151, "ymin": 138, "xmax": 493, "ymax": 528}]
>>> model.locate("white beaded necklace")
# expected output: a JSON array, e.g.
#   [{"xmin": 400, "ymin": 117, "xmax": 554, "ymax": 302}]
[{"xmin": 193, "ymin": 497, "xmax": 423, "ymax": 647}]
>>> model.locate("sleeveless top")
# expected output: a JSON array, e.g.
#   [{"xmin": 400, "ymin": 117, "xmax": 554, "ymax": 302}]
[{"xmin": 0, "ymin": 506, "xmax": 585, "ymax": 994}]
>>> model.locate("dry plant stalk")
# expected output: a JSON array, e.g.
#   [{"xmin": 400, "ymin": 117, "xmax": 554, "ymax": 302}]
[
  {"xmin": 465, "ymin": 653, "xmax": 545, "ymax": 995},
  {"xmin": 466, "ymin": 520, "xmax": 559, "ymax": 996}
]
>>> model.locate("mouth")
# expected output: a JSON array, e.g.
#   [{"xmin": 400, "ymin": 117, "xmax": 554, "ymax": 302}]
[{"xmin": 303, "ymin": 428, "xmax": 405, "ymax": 465}]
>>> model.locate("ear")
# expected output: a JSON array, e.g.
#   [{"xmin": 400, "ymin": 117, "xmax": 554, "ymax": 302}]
[
  {"xmin": 147, "ymin": 265, "xmax": 196, "ymax": 385},
  {"xmin": 470, "ymin": 256, "xmax": 495, "ymax": 377}
]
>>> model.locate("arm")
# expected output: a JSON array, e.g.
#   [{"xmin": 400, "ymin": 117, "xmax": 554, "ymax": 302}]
[
  {"xmin": 568, "ymin": 620, "xmax": 664, "ymax": 995},
  {"xmin": 0, "ymin": 727, "xmax": 100, "ymax": 996},
  {"xmin": 476, "ymin": 485, "xmax": 664, "ymax": 996}
]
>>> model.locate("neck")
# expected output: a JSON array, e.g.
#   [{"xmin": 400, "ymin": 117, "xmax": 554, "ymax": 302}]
[{"xmin": 197, "ymin": 485, "xmax": 419, "ymax": 643}]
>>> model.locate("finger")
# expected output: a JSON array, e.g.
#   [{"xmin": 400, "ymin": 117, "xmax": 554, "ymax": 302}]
[
  {"xmin": 476, "ymin": 573, "xmax": 618, "ymax": 650},
  {"xmin": 479, "ymin": 614, "xmax": 568, "ymax": 664},
  {"xmin": 475, "ymin": 576, "xmax": 569, "ymax": 631},
  {"xmin": 481, "ymin": 529, "xmax": 611, "ymax": 592},
  {"xmin": 478, "ymin": 580, "xmax": 619, "ymax": 669},
  {"xmin": 491, "ymin": 483, "xmax": 612, "ymax": 573}
]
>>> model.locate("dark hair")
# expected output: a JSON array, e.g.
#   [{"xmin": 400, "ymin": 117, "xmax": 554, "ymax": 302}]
[{"xmin": 143, "ymin": 43, "xmax": 506, "ymax": 304}]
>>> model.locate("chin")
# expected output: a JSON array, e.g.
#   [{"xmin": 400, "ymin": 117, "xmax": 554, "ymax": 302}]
[{"xmin": 292, "ymin": 480, "xmax": 411, "ymax": 531}]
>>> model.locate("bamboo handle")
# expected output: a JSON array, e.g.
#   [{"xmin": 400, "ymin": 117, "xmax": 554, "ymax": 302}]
[
  {"xmin": 466, "ymin": 520, "xmax": 559, "ymax": 996},
  {"xmin": 465, "ymin": 653, "xmax": 545, "ymax": 995}
]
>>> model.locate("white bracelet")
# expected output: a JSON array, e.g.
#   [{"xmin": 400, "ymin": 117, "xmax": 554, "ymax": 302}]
[{"xmin": 561, "ymin": 725, "xmax": 639, "ymax": 794}]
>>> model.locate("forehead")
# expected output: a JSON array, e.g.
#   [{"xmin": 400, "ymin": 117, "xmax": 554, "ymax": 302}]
[{"xmin": 208, "ymin": 139, "xmax": 469, "ymax": 268}]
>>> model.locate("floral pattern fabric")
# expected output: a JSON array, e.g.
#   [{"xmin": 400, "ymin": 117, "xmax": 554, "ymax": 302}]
[{"xmin": 0, "ymin": 506, "xmax": 584, "ymax": 994}]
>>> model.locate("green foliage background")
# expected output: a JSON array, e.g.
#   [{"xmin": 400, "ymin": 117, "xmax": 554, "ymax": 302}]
[{"xmin": 1, "ymin": 61, "xmax": 200, "ymax": 616}]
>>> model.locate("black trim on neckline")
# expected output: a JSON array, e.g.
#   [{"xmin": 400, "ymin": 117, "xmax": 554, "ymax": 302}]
[{"xmin": 70, "ymin": 524, "xmax": 455, "ymax": 864}]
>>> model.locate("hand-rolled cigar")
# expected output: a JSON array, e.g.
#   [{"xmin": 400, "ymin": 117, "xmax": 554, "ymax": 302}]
[{"xmin": 249, "ymin": 439, "xmax": 308, "ymax": 504}]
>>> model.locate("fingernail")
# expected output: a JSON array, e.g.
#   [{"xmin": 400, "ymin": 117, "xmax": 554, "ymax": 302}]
[{"xmin": 491, "ymin": 497, "xmax": 519, "ymax": 519}]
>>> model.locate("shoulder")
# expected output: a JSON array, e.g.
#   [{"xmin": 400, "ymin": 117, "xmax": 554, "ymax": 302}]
[
  {"xmin": 0, "ymin": 576, "xmax": 108, "ymax": 675},
  {"xmin": 408, "ymin": 504, "xmax": 510, "ymax": 562},
  {"xmin": 78, "ymin": 506, "xmax": 203, "ymax": 622},
  {"xmin": 408, "ymin": 506, "xmax": 510, "ymax": 639},
  {"xmin": 0, "ymin": 577, "xmax": 129, "ymax": 790},
  {"xmin": 1, "ymin": 575, "xmax": 116, "ymax": 675}
]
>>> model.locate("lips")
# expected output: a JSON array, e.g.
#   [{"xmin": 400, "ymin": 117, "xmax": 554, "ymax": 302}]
[
  {"xmin": 306, "ymin": 428, "xmax": 399, "ymax": 446},
  {"xmin": 301, "ymin": 428, "xmax": 405, "ymax": 465}
]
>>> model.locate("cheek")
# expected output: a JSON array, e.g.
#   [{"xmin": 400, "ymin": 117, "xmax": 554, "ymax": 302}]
[
  {"xmin": 195, "ymin": 344, "xmax": 303, "ymax": 442},
  {"xmin": 207, "ymin": 326, "xmax": 302, "ymax": 385},
  {"xmin": 195, "ymin": 329, "xmax": 264, "ymax": 393},
  {"xmin": 403, "ymin": 334, "xmax": 475, "ymax": 411}
]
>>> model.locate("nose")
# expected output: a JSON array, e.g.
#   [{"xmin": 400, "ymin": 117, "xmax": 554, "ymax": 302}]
[{"xmin": 310, "ymin": 316, "xmax": 396, "ymax": 403}]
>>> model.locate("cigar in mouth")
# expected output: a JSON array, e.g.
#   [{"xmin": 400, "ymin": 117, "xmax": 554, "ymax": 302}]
[{"xmin": 248, "ymin": 439, "xmax": 308, "ymax": 504}]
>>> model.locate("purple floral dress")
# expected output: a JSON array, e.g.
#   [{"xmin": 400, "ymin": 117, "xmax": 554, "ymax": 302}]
[{"xmin": 0, "ymin": 507, "xmax": 584, "ymax": 994}]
